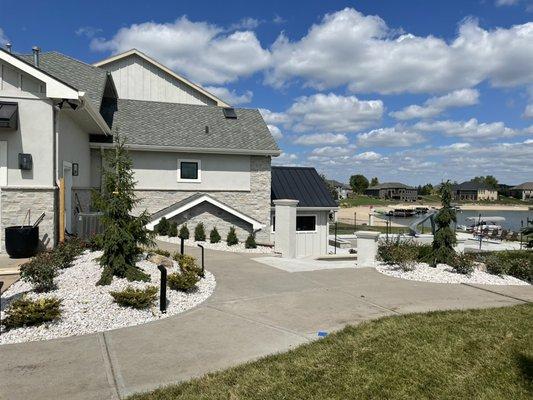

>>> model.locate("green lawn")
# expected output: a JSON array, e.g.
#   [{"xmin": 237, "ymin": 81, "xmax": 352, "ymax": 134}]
[
  {"xmin": 128, "ymin": 305, "xmax": 533, "ymax": 400},
  {"xmin": 331, "ymin": 222, "xmax": 410, "ymax": 235},
  {"xmin": 340, "ymin": 195, "xmax": 395, "ymax": 207}
]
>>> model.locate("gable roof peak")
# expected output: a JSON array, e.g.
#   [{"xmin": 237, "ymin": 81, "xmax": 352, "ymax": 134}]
[{"xmin": 93, "ymin": 48, "xmax": 229, "ymax": 107}]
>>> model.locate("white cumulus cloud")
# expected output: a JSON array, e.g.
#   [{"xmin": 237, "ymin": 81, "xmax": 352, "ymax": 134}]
[
  {"xmin": 286, "ymin": 93, "xmax": 383, "ymax": 133},
  {"xmin": 414, "ymin": 118, "xmax": 519, "ymax": 140},
  {"xmin": 523, "ymin": 104, "xmax": 533, "ymax": 118},
  {"xmin": 204, "ymin": 86, "xmax": 252, "ymax": 105},
  {"xmin": 91, "ymin": 16, "xmax": 271, "ymax": 85},
  {"xmin": 293, "ymin": 133, "xmax": 348, "ymax": 146},
  {"xmin": 357, "ymin": 127, "xmax": 426, "ymax": 147},
  {"xmin": 267, "ymin": 124, "xmax": 283, "ymax": 140},
  {"xmin": 390, "ymin": 89, "xmax": 479, "ymax": 120},
  {"xmin": 267, "ymin": 8, "xmax": 533, "ymax": 94}
]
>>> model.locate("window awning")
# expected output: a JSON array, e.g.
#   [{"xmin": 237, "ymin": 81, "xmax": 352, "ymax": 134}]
[{"xmin": 0, "ymin": 102, "xmax": 18, "ymax": 129}]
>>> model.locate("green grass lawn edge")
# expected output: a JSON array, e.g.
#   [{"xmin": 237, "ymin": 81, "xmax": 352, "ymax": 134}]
[{"xmin": 128, "ymin": 304, "xmax": 533, "ymax": 400}]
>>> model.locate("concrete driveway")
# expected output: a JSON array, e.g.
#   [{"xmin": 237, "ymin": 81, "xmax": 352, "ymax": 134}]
[{"xmin": 1, "ymin": 242, "xmax": 531, "ymax": 400}]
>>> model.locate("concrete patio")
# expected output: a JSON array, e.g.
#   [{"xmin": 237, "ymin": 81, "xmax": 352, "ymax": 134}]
[{"xmin": 0, "ymin": 241, "xmax": 531, "ymax": 400}]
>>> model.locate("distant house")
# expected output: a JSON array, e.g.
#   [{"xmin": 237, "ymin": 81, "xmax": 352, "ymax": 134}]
[
  {"xmin": 327, "ymin": 179, "xmax": 352, "ymax": 199},
  {"xmin": 453, "ymin": 180, "xmax": 498, "ymax": 201},
  {"xmin": 510, "ymin": 182, "xmax": 533, "ymax": 201},
  {"xmin": 365, "ymin": 182, "xmax": 418, "ymax": 202}
]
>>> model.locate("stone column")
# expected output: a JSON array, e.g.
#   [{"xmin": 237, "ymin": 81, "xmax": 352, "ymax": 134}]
[
  {"xmin": 274, "ymin": 199, "xmax": 299, "ymax": 258},
  {"xmin": 356, "ymin": 230, "xmax": 381, "ymax": 267}
]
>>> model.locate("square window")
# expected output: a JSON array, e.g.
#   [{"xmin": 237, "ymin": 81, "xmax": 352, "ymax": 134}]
[
  {"xmin": 180, "ymin": 161, "xmax": 198, "ymax": 180},
  {"xmin": 296, "ymin": 215, "xmax": 316, "ymax": 232}
]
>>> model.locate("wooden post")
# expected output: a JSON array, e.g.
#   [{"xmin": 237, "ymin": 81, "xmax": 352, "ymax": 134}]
[{"xmin": 59, "ymin": 177, "xmax": 65, "ymax": 243}]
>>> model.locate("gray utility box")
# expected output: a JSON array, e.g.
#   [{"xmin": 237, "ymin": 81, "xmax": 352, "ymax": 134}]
[{"xmin": 77, "ymin": 212, "xmax": 104, "ymax": 240}]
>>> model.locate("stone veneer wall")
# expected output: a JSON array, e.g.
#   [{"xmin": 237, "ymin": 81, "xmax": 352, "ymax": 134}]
[
  {"xmin": 134, "ymin": 156, "xmax": 272, "ymax": 243},
  {"xmin": 1, "ymin": 188, "xmax": 57, "ymax": 251}
]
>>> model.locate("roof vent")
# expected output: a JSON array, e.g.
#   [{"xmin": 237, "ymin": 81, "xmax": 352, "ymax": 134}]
[
  {"xmin": 5, "ymin": 43, "xmax": 12, "ymax": 53},
  {"xmin": 32, "ymin": 46, "xmax": 40, "ymax": 67},
  {"xmin": 222, "ymin": 107, "xmax": 237, "ymax": 119}
]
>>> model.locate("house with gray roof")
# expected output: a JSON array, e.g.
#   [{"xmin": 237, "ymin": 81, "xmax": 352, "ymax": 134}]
[
  {"xmin": 510, "ymin": 182, "xmax": 533, "ymax": 201},
  {"xmin": 452, "ymin": 180, "xmax": 498, "ymax": 201},
  {"xmin": 365, "ymin": 182, "xmax": 417, "ymax": 202},
  {"xmin": 0, "ymin": 46, "xmax": 335, "ymax": 256}
]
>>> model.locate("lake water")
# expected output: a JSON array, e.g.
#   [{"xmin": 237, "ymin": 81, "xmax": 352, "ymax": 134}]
[{"xmin": 376, "ymin": 209, "xmax": 533, "ymax": 231}]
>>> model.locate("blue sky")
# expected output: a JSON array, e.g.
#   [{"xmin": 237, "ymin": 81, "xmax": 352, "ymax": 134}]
[{"xmin": 1, "ymin": 0, "xmax": 532, "ymax": 185}]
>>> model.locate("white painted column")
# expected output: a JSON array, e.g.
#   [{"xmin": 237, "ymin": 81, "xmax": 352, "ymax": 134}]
[
  {"xmin": 274, "ymin": 199, "xmax": 299, "ymax": 258},
  {"xmin": 356, "ymin": 231, "xmax": 381, "ymax": 267}
]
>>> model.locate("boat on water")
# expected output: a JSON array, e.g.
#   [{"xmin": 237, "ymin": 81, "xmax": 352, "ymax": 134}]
[{"xmin": 460, "ymin": 216, "xmax": 506, "ymax": 233}]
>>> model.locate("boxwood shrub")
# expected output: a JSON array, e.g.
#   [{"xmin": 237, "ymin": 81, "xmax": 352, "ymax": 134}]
[
  {"xmin": 2, "ymin": 296, "xmax": 62, "ymax": 330},
  {"xmin": 20, "ymin": 253, "xmax": 59, "ymax": 292},
  {"xmin": 482, "ymin": 251, "xmax": 532, "ymax": 282},
  {"xmin": 110, "ymin": 286, "xmax": 158, "ymax": 309},
  {"xmin": 168, "ymin": 271, "xmax": 199, "ymax": 292}
]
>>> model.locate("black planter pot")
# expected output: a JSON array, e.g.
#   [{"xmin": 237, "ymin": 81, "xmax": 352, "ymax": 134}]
[{"xmin": 5, "ymin": 225, "xmax": 39, "ymax": 258}]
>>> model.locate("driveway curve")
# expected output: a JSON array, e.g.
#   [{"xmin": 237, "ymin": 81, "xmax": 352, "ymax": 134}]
[{"xmin": 1, "ymin": 241, "xmax": 531, "ymax": 400}]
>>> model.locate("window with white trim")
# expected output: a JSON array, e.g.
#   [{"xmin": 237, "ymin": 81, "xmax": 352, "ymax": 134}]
[
  {"xmin": 177, "ymin": 159, "xmax": 201, "ymax": 182},
  {"xmin": 296, "ymin": 215, "xmax": 316, "ymax": 232}
]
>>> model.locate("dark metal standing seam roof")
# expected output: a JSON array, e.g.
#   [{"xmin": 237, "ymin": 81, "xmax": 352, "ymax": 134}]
[{"xmin": 271, "ymin": 166, "xmax": 338, "ymax": 208}]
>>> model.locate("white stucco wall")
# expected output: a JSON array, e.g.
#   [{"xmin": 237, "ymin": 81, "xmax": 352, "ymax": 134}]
[
  {"xmin": 90, "ymin": 150, "xmax": 251, "ymax": 191},
  {"xmin": 102, "ymin": 54, "xmax": 216, "ymax": 105},
  {"xmin": 0, "ymin": 96, "xmax": 54, "ymax": 187},
  {"xmin": 57, "ymin": 112, "xmax": 92, "ymax": 188}
]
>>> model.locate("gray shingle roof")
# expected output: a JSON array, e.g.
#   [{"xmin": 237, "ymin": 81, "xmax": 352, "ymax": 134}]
[
  {"xmin": 367, "ymin": 182, "xmax": 415, "ymax": 190},
  {"xmin": 18, "ymin": 51, "xmax": 109, "ymax": 110},
  {"xmin": 109, "ymin": 99, "xmax": 279, "ymax": 153},
  {"xmin": 511, "ymin": 182, "xmax": 533, "ymax": 190},
  {"xmin": 454, "ymin": 180, "xmax": 494, "ymax": 191}
]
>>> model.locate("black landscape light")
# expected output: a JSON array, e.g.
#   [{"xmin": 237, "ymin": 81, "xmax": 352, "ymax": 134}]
[
  {"xmin": 180, "ymin": 237, "xmax": 184, "ymax": 255},
  {"xmin": 157, "ymin": 265, "xmax": 167, "ymax": 313},
  {"xmin": 197, "ymin": 244, "xmax": 205, "ymax": 278}
]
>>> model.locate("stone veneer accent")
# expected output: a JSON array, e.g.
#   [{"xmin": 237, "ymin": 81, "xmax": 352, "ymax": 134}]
[
  {"xmin": 1, "ymin": 188, "xmax": 57, "ymax": 251},
  {"xmin": 134, "ymin": 156, "xmax": 272, "ymax": 242}
]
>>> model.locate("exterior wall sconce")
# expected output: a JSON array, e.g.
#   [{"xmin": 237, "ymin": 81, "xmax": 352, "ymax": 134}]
[
  {"xmin": 18, "ymin": 153, "xmax": 33, "ymax": 170},
  {"xmin": 72, "ymin": 163, "xmax": 79, "ymax": 176}
]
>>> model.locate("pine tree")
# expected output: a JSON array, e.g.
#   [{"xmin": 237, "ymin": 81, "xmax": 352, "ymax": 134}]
[
  {"xmin": 156, "ymin": 217, "xmax": 170, "ymax": 236},
  {"xmin": 194, "ymin": 223, "xmax": 206, "ymax": 241},
  {"xmin": 168, "ymin": 221, "xmax": 178, "ymax": 237},
  {"xmin": 178, "ymin": 224, "xmax": 190, "ymax": 239},
  {"xmin": 210, "ymin": 227, "xmax": 221, "ymax": 243},
  {"xmin": 431, "ymin": 181, "xmax": 457, "ymax": 266},
  {"xmin": 226, "ymin": 226, "xmax": 239, "ymax": 246},
  {"xmin": 245, "ymin": 233, "xmax": 257, "ymax": 249},
  {"xmin": 92, "ymin": 133, "xmax": 153, "ymax": 285}
]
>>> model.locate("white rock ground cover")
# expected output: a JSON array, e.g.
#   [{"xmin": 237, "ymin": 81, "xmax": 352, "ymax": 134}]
[
  {"xmin": 0, "ymin": 250, "xmax": 216, "ymax": 345},
  {"xmin": 376, "ymin": 262, "xmax": 530, "ymax": 286},
  {"xmin": 157, "ymin": 235, "xmax": 274, "ymax": 254}
]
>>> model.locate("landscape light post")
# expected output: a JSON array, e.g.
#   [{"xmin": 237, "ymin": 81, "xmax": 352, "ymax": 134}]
[
  {"xmin": 0, "ymin": 281, "xmax": 3, "ymax": 334},
  {"xmin": 180, "ymin": 237, "xmax": 184, "ymax": 255},
  {"xmin": 334, "ymin": 222, "xmax": 338, "ymax": 255},
  {"xmin": 197, "ymin": 244, "xmax": 205, "ymax": 278},
  {"xmin": 157, "ymin": 265, "xmax": 167, "ymax": 313}
]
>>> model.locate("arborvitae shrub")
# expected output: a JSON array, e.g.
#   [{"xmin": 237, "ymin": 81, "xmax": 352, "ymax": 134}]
[
  {"xmin": 194, "ymin": 223, "xmax": 206, "ymax": 241},
  {"xmin": 226, "ymin": 226, "xmax": 239, "ymax": 246},
  {"xmin": 156, "ymin": 217, "xmax": 170, "ymax": 236},
  {"xmin": 178, "ymin": 224, "xmax": 190, "ymax": 240},
  {"xmin": 245, "ymin": 233, "xmax": 257, "ymax": 249},
  {"xmin": 210, "ymin": 227, "xmax": 221, "ymax": 243},
  {"xmin": 168, "ymin": 222, "xmax": 178, "ymax": 237}
]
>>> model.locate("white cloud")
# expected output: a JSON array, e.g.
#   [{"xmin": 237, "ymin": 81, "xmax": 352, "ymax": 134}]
[
  {"xmin": 267, "ymin": 8, "xmax": 533, "ymax": 94},
  {"xmin": 414, "ymin": 118, "xmax": 520, "ymax": 140},
  {"xmin": 286, "ymin": 93, "xmax": 383, "ymax": 132},
  {"xmin": 75, "ymin": 26, "xmax": 102, "ymax": 38},
  {"xmin": 390, "ymin": 89, "xmax": 479, "ymax": 120},
  {"xmin": 204, "ymin": 86, "xmax": 252, "ymax": 105},
  {"xmin": 228, "ymin": 18, "xmax": 260, "ymax": 31},
  {"xmin": 267, "ymin": 124, "xmax": 283, "ymax": 140},
  {"xmin": 357, "ymin": 127, "xmax": 426, "ymax": 147},
  {"xmin": 273, "ymin": 152, "xmax": 298, "ymax": 165},
  {"xmin": 523, "ymin": 104, "xmax": 533, "ymax": 118},
  {"xmin": 91, "ymin": 16, "xmax": 271, "ymax": 85},
  {"xmin": 293, "ymin": 133, "xmax": 348, "ymax": 146},
  {"xmin": 354, "ymin": 151, "xmax": 382, "ymax": 161},
  {"xmin": 258, "ymin": 108, "xmax": 290, "ymax": 125},
  {"xmin": 310, "ymin": 146, "xmax": 353, "ymax": 157}
]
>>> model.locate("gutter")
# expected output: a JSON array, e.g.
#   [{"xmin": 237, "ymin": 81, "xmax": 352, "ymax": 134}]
[
  {"xmin": 79, "ymin": 93, "xmax": 111, "ymax": 135},
  {"xmin": 89, "ymin": 142, "xmax": 280, "ymax": 156}
]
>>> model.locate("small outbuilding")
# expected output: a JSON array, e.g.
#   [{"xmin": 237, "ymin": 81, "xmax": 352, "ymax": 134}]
[{"xmin": 271, "ymin": 166, "xmax": 338, "ymax": 258}]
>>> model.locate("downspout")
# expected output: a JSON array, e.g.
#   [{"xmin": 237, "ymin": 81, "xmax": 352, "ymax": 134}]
[{"xmin": 53, "ymin": 103, "xmax": 60, "ymax": 247}]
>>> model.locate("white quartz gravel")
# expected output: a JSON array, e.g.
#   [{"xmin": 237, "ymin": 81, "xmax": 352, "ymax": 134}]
[
  {"xmin": 0, "ymin": 250, "xmax": 216, "ymax": 345},
  {"xmin": 157, "ymin": 235, "xmax": 274, "ymax": 254},
  {"xmin": 376, "ymin": 262, "xmax": 530, "ymax": 286}
]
